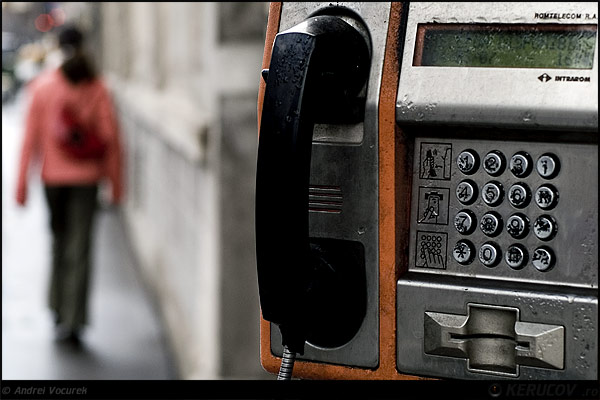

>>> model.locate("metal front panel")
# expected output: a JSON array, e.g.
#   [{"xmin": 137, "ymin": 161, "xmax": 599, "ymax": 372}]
[
  {"xmin": 397, "ymin": 274, "xmax": 598, "ymax": 379},
  {"xmin": 408, "ymin": 136, "xmax": 598, "ymax": 288},
  {"xmin": 396, "ymin": 2, "xmax": 599, "ymax": 130},
  {"xmin": 402, "ymin": 134, "xmax": 597, "ymax": 379},
  {"xmin": 270, "ymin": 2, "xmax": 392, "ymax": 368}
]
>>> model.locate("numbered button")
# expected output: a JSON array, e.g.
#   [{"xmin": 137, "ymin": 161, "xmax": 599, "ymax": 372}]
[
  {"xmin": 453, "ymin": 240, "xmax": 475, "ymax": 265},
  {"xmin": 509, "ymin": 151, "xmax": 533, "ymax": 178},
  {"xmin": 457, "ymin": 149, "xmax": 479, "ymax": 175},
  {"xmin": 480, "ymin": 212, "xmax": 502, "ymax": 237},
  {"xmin": 506, "ymin": 213, "xmax": 530, "ymax": 239},
  {"xmin": 508, "ymin": 182, "xmax": 531, "ymax": 209},
  {"xmin": 533, "ymin": 215, "xmax": 557, "ymax": 241},
  {"xmin": 537, "ymin": 153, "xmax": 560, "ymax": 179},
  {"xmin": 454, "ymin": 210, "xmax": 477, "ymax": 235},
  {"xmin": 479, "ymin": 242, "xmax": 501, "ymax": 268},
  {"xmin": 505, "ymin": 244, "xmax": 528, "ymax": 270},
  {"xmin": 535, "ymin": 184, "xmax": 559, "ymax": 210},
  {"xmin": 483, "ymin": 150, "xmax": 506, "ymax": 176},
  {"xmin": 456, "ymin": 179, "xmax": 478, "ymax": 205},
  {"xmin": 532, "ymin": 246, "xmax": 555, "ymax": 272},
  {"xmin": 482, "ymin": 181, "xmax": 504, "ymax": 207}
]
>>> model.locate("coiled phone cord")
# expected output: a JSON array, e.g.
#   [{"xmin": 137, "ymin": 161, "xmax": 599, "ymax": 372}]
[{"xmin": 277, "ymin": 345, "xmax": 296, "ymax": 380}]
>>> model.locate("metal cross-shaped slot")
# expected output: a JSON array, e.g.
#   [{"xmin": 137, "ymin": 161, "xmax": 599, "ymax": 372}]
[{"xmin": 424, "ymin": 304, "xmax": 564, "ymax": 377}]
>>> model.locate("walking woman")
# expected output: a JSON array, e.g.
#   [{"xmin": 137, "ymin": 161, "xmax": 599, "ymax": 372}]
[{"xmin": 15, "ymin": 25, "xmax": 124, "ymax": 345}]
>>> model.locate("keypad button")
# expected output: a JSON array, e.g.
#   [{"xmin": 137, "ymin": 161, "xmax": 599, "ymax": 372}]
[
  {"xmin": 533, "ymin": 215, "xmax": 557, "ymax": 241},
  {"xmin": 506, "ymin": 213, "xmax": 530, "ymax": 239},
  {"xmin": 453, "ymin": 240, "xmax": 475, "ymax": 265},
  {"xmin": 456, "ymin": 179, "xmax": 478, "ymax": 205},
  {"xmin": 480, "ymin": 212, "xmax": 502, "ymax": 237},
  {"xmin": 536, "ymin": 153, "xmax": 560, "ymax": 179},
  {"xmin": 532, "ymin": 246, "xmax": 555, "ymax": 272},
  {"xmin": 509, "ymin": 151, "xmax": 533, "ymax": 178},
  {"xmin": 505, "ymin": 244, "xmax": 528, "ymax": 270},
  {"xmin": 483, "ymin": 150, "xmax": 506, "ymax": 176},
  {"xmin": 535, "ymin": 184, "xmax": 559, "ymax": 210},
  {"xmin": 508, "ymin": 182, "xmax": 531, "ymax": 209},
  {"xmin": 479, "ymin": 242, "xmax": 501, "ymax": 268},
  {"xmin": 482, "ymin": 181, "xmax": 504, "ymax": 207},
  {"xmin": 454, "ymin": 210, "xmax": 477, "ymax": 235},
  {"xmin": 457, "ymin": 149, "xmax": 479, "ymax": 175}
]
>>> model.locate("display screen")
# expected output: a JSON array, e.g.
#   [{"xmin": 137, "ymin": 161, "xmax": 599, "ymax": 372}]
[{"xmin": 414, "ymin": 24, "xmax": 597, "ymax": 69}]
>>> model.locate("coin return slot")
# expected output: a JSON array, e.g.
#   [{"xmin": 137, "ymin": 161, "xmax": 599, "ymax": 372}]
[
  {"xmin": 424, "ymin": 304, "xmax": 564, "ymax": 377},
  {"xmin": 449, "ymin": 333, "xmax": 531, "ymax": 349}
]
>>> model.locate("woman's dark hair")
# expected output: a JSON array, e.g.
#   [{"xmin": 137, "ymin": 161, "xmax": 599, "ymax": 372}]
[{"xmin": 58, "ymin": 25, "xmax": 96, "ymax": 84}]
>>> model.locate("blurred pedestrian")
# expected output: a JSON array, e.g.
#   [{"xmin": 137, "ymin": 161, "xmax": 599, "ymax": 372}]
[{"xmin": 15, "ymin": 25, "xmax": 124, "ymax": 345}]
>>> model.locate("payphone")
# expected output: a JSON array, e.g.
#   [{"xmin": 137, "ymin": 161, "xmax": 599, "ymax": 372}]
[{"xmin": 256, "ymin": 2, "xmax": 598, "ymax": 380}]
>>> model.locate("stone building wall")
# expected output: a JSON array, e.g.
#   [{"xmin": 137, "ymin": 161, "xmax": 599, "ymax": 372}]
[{"xmin": 99, "ymin": 2, "xmax": 270, "ymax": 379}]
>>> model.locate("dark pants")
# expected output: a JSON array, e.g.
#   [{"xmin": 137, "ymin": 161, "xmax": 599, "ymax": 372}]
[{"xmin": 44, "ymin": 185, "xmax": 98, "ymax": 332}]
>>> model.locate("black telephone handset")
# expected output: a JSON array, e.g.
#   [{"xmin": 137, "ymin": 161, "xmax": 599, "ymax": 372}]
[{"xmin": 255, "ymin": 11, "xmax": 371, "ymax": 360}]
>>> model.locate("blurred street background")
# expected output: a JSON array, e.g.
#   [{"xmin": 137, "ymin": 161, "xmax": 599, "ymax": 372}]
[{"xmin": 2, "ymin": 2, "xmax": 271, "ymax": 380}]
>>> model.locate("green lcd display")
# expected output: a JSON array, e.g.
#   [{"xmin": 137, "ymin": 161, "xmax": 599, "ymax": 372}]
[{"xmin": 414, "ymin": 24, "xmax": 597, "ymax": 69}]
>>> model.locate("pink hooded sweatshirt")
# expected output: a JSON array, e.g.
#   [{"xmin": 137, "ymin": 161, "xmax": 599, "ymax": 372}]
[{"xmin": 16, "ymin": 68, "xmax": 123, "ymax": 205}]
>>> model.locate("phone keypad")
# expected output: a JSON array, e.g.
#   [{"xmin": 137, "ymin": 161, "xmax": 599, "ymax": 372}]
[
  {"xmin": 411, "ymin": 138, "xmax": 597, "ymax": 289},
  {"xmin": 453, "ymin": 149, "xmax": 559, "ymax": 272}
]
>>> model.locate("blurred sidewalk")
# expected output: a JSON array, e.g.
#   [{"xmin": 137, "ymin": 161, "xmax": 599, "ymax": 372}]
[{"xmin": 2, "ymin": 91, "xmax": 177, "ymax": 380}]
